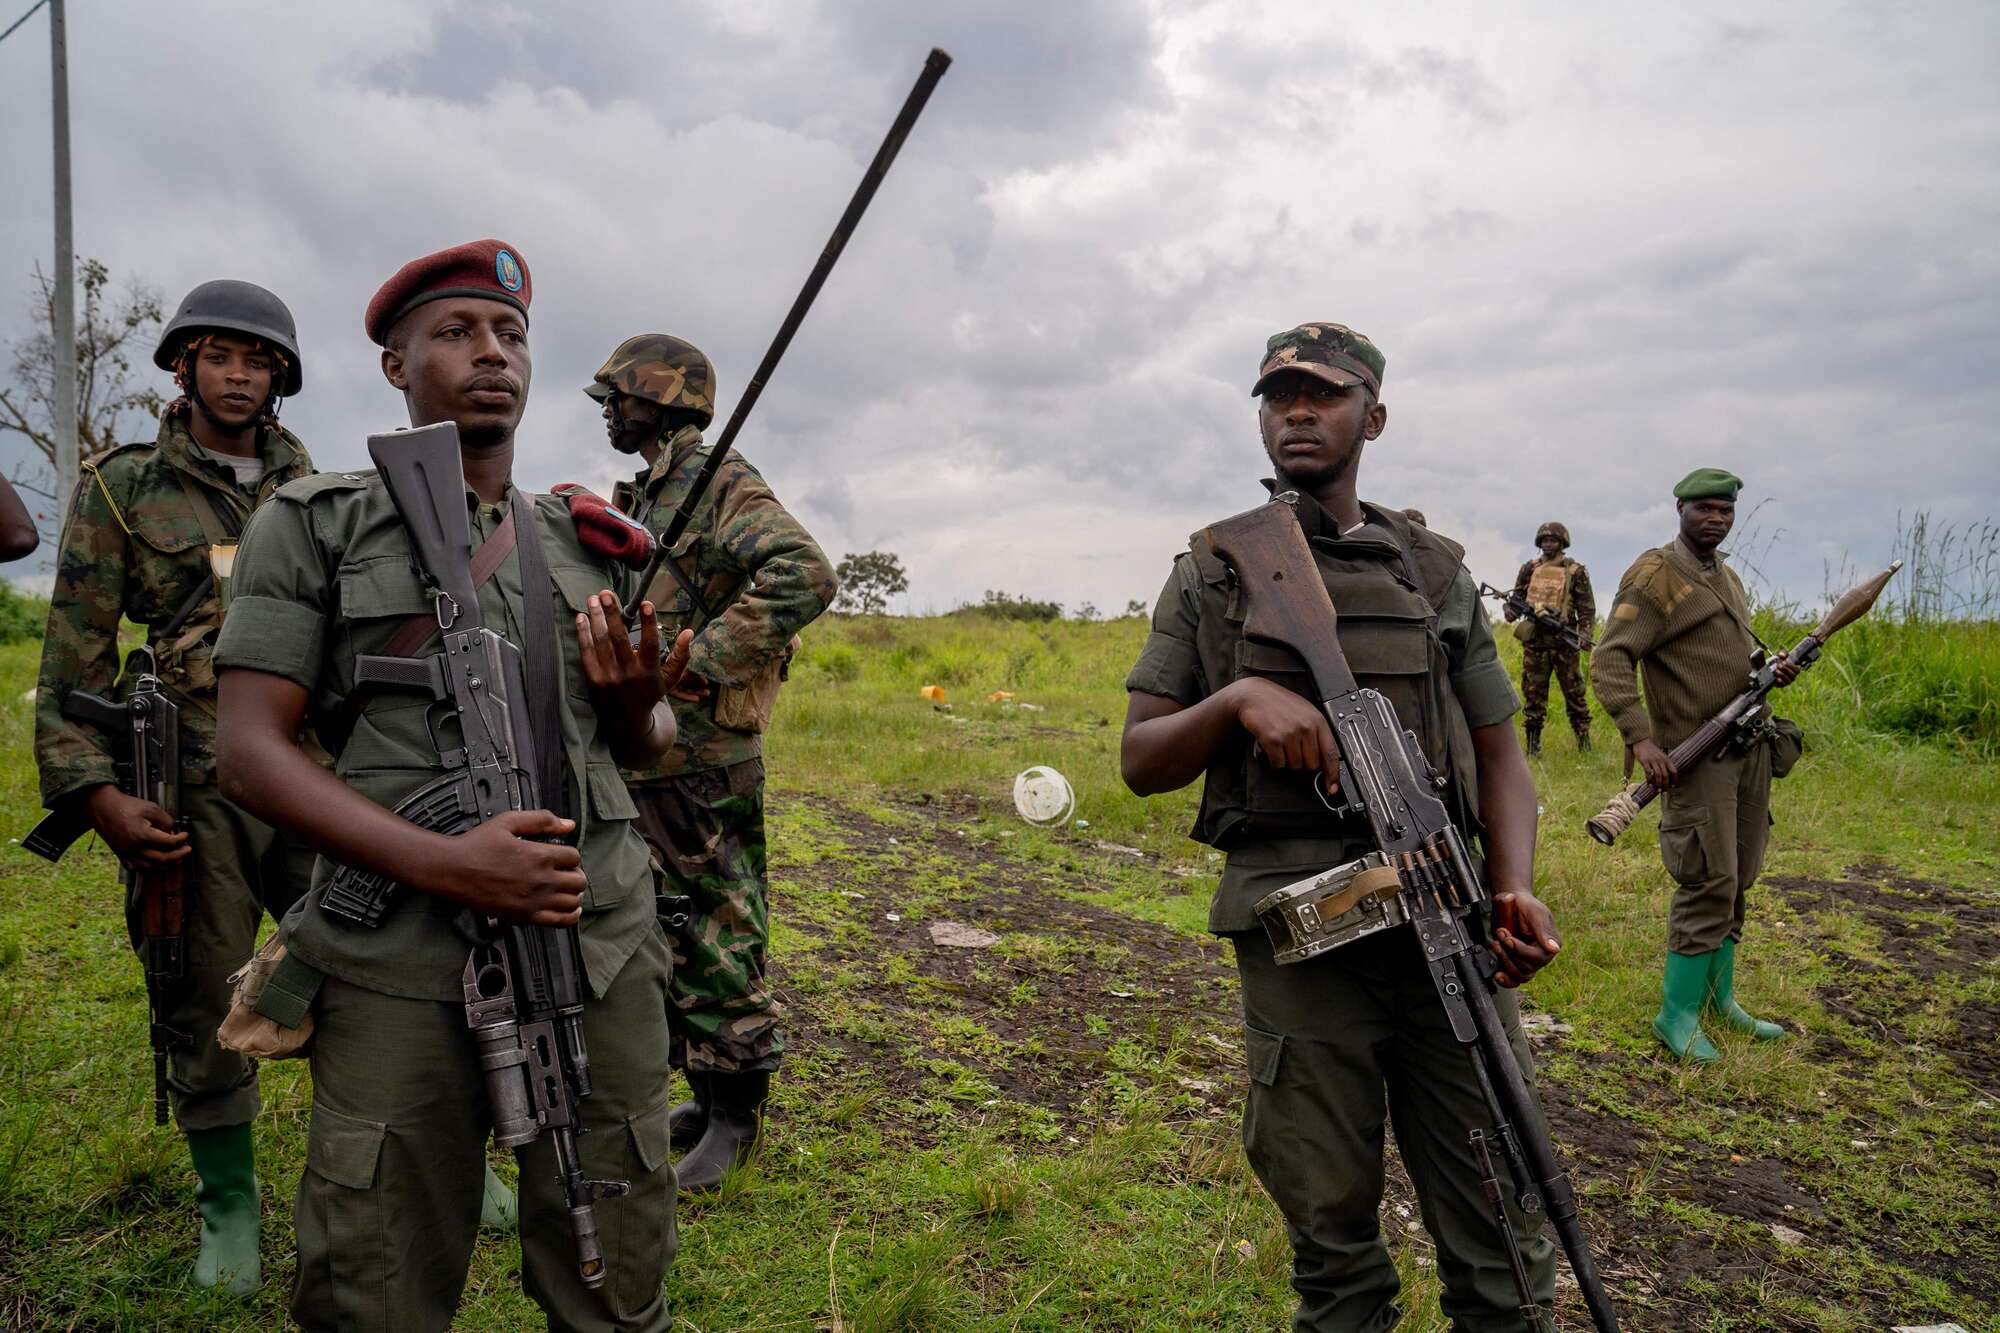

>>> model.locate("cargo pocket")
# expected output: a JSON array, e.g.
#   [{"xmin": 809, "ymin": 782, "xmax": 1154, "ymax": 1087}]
[
  {"xmin": 610, "ymin": 1099, "xmax": 676, "ymax": 1319},
  {"xmin": 1244, "ymin": 1023, "xmax": 1286, "ymax": 1088},
  {"xmin": 301, "ymin": 1103, "xmax": 390, "ymax": 1329},
  {"xmin": 1657, "ymin": 807, "xmax": 1711, "ymax": 888},
  {"xmin": 583, "ymin": 764, "xmax": 640, "ymax": 910}
]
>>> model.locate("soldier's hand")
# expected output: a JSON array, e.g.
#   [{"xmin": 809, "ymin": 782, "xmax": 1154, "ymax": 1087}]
[
  {"xmin": 441, "ymin": 810, "xmax": 587, "ymax": 926},
  {"xmin": 85, "ymin": 785, "xmax": 191, "ymax": 870},
  {"xmin": 1229, "ymin": 677, "xmax": 1340, "ymax": 795},
  {"xmin": 1633, "ymin": 738, "xmax": 1677, "ymax": 789},
  {"xmin": 659, "ymin": 631, "xmax": 705, "ymax": 702},
  {"xmin": 1491, "ymin": 890, "xmax": 1562, "ymax": 987},
  {"xmin": 577, "ymin": 591, "xmax": 668, "ymax": 722},
  {"xmin": 1772, "ymin": 652, "xmax": 1800, "ymax": 686}
]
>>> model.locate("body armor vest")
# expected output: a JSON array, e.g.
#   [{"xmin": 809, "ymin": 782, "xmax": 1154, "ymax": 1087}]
[
  {"xmin": 1526, "ymin": 557, "xmax": 1574, "ymax": 616},
  {"xmin": 1186, "ymin": 501, "xmax": 1480, "ymax": 848}
]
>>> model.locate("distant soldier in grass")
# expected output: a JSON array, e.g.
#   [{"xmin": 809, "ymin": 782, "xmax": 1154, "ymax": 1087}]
[
  {"xmin": 1120, "ymin": 322, "xmax": 1566, "ymax": 1331},
  {"xmin": 1505, "ymin": 521, "xmax": 1595, "ymax": 756},
  {"xmin": 1591, "ymin": 468, "xmax": 1798, "ymax": 1063},
  {"xmin": 594, "ymin": 334, "xmax": 837, "ymax": 1193},
  {"xmin": 33, "ymin": 279, "xmax": 315, "ymax": 1295}
]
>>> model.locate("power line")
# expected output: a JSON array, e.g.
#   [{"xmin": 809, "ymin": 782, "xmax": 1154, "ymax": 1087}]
[{"xmin": 0, "ymin": 0, "xmax": 48, "ymax": 47}]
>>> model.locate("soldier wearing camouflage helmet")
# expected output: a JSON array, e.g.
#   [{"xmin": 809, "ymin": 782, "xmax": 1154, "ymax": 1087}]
[
  {"xmin": 594, "ymin": 333, "xmax": 838, "ymax": 1194},
  {"xmin": 1505, "ymin": 520, "xmax": 1596, "ymax": 756},
  {"xmin": 1120, "ymin": 322, "xmax": 1566, "ymax": 1330},
  {"xmin": 33, "ymin": 278, "xmax": 317, "ymax": 1296}
]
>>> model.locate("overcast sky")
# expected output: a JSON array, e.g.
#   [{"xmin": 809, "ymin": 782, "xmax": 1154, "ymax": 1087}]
[{"xmin": 3, "ymin": 0, "xmax": 1995, "ymax": 614}]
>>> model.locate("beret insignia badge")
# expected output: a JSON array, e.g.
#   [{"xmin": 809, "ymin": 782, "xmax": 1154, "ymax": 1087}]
[{"xmin": 495, "ymin": 249, "xmax": 524, "ymax": 293}]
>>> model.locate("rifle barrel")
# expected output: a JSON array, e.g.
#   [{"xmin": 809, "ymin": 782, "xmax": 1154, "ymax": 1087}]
[{"xmin": 624, "ymin": 48, "xmax": 953, "ymax": 618}]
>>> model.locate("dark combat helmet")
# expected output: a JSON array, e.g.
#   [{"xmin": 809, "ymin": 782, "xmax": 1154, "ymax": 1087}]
[
  {"xmin": 584, "ymin": 334, "xmax": 717, "ymax": 428},
  {"xmin": 1535, "ymin": 521, "xmax": 1571, "ymax": 548},
  {"xmin": 153, "ymin": 280, "xmax": 304, "ymax": 396}
]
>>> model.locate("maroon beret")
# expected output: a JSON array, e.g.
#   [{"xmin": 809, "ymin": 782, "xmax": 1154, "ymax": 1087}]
[{"xmin": 365, "ymin": 239, "xmax": 532, "ymax": 345}]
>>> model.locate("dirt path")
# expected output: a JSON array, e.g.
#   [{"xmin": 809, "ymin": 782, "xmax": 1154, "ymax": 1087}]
[{"xmin": 769, "ymin": 800, "xmax": 1999, "ymax": 1330}]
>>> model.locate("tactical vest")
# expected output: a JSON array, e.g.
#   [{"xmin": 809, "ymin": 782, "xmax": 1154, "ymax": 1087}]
[
  {"xmin": 1186, "ymin": 502, "xmax": 1481, "ymax": 848},
  {"xmin": 1526, "ymin": 557, "xmax": 1573, "ymax": 617}
]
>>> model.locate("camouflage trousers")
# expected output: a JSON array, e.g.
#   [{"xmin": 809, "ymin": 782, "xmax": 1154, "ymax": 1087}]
[
  {"xmin": 125, "ymin": 780, "xmax": 316, "ymax": 1132},
  {"xmin": 1519, "ymin": 644, "xmax": 1590, "ymax": 736},
  {"xmin": 629, "ymin": 759, "xmax": 782, "ymax": 1074}
]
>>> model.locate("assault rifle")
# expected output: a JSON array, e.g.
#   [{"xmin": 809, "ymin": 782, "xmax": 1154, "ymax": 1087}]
[
  {"xmin": 1479, "ymin": 582, "xmax": 1584, "ymax": 653},
  {"xmin": 1215, "ymin": 497, "xmax": 1619, "ymax": 1333},
  {"xmin": 319, "ymin": 422, "xmax": 624, "ymax": 1288},
  {"xmin": 1586, "ymin": 560, "xmax": 1901, "ymax": 846},
  {"xmin": 25, "ymin": 653, "xmax": 189, "ymax": 1126}
]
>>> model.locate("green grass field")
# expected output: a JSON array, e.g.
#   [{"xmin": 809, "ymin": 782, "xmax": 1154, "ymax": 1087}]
[{"xmin": 1, "ymin": 609, "xmax": 1996, "ymax": 1331}]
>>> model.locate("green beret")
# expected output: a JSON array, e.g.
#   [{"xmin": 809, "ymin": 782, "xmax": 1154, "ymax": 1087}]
[
  {"xmin": 1253, "ymin": 323, "xmax": 1384, "ymax": 397},
  {"xmin": 1673, "ymin": 467, "xmax": 1743, "ymax": 501}
]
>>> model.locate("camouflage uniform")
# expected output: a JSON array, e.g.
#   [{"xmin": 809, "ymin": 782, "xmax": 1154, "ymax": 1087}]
[
  {"xmin": 35, "ymin": 414, "xmax": 317, "ymax": 1130},
  {"xmin": 1508, "ymin": 524, "xmax": 1594, "ymax": 746},
  {"xmin": 597, "ymin": 344, "xmax": 838, "ymax": 1075}
]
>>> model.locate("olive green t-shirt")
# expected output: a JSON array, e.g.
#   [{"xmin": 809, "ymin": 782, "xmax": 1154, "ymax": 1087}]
[
  {"xmin": 213, "ymin": 470, "xmax": 657, "ymax": 1003},
  {"xmin": 1125, "ymin": 513, "xmax": 1519, "ymax": 932}
]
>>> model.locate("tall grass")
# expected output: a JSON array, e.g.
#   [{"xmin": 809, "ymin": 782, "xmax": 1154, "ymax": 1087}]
[{"xmin": 1765, "ymin": 512, "xmax": 2000, "ymax": 754}]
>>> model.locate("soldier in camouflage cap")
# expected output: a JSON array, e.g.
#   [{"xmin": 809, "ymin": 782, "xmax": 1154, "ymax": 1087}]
[
  {"xmin": 1120, "ymin": 321, "xmax": 1566, "ymax": 1330},
  {"xmin": 1506, "ymin": 520, "xmax": 1596, "ymax": 756},
  {"xmin": 596, "ymin": 332, "xmax": 838, "ymax": 1195},
  {"xmin": 34, "ymin": 278, "xmax": 318, "ymax": 1296}
]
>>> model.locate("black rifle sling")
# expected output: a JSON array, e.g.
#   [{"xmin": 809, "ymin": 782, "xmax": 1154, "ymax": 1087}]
[
  {"xmin": 510, "ymin": 489, "xmax": 570, "ymax": 818},
  {"xmin": 158, "ymin": 474, "xmax": 244, "ymax": 641}
]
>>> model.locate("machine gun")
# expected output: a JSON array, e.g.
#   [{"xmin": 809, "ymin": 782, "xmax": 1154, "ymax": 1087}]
[
  {"xmin": 25, "ymin": 652, "xmax": 189, "ymax": 1125},
  {"xmin": 1213, "ymin": 497, "xmax": 1619, "ymax": 1333},
  {"xmin": 1479, "ymin": 582, "xmax": 1584, "ymax": 653},
  {"xmin": 1586, "ymin": 560, "xmax": 1901, "ymax": 845},
  {"xmin": 319, "ymin": 422, "xmax": 624, "ymax": 1288}
]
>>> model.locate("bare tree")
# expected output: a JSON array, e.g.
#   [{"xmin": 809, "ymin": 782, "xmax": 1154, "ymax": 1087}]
[{"xmin": 1, "ymin": 258, "xmax": 166, "ymax": 505}]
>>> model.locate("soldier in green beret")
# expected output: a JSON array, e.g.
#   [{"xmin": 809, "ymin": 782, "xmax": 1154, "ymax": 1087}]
[
  {"xmin": 1505, "ymin": 521, "xmax": 1595, "ymax": 756},
  {"xmin": 1591, "ymin": 468, "xmax": 1798, "ymax": 1062},
  {"xmin": 33, "ymin": 279, "xmax": 317, "ymax": 1295},
  {"xmin": 591, "ymin": 333, "xmax": 838, "ymax": 1194},
  {"xmin": 1121, "ymin": 322, "xmax": 1567, "ymax": 1330}
]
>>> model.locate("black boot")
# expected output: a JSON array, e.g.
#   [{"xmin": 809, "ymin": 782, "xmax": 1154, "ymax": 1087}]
[
  {"xmin": 668, "ymin": 1070, "xmax": 710, "ymax": 1154},
  {"xmin": 1524, "ymin": 726, "xmax": 1542, "ymax": 758},
  {"xmin": 676, "ymin": 1070, "xmax": 770, "ymax": 1196}
]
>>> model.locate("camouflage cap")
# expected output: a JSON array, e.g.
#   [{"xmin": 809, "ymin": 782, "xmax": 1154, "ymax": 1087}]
[
  {"xmin": 1252, "ymin": 322, "xmax": 1385, "ymax": 398},
  {"xmin": 1672, "ymin": 467, "xmax": 1743, "ymax": 501},
  {"xmin": 584, "ymin": 334, "xmax": 717, "ymax": 427},
  {"xmin": 1536, "ymin": 521, "xmax": 1570, "ymax": 547}
]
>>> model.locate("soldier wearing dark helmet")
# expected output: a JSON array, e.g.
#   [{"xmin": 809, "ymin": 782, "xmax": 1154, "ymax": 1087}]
[
  {"xmin": 1505, "ymin": 521, "xmax": 1595, "ymax": 756},
  {"xmin": 594, "ymin": 334, "xmax": 838, "ymax": 1194},
  {"xmin": 33, "ymin": 278, "xmax": 316, "ymax": 1296}
]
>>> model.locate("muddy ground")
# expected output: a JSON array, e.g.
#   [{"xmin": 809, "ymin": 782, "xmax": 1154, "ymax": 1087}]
[{"xmin": 766, "ymin": 796, "xmax": 1999, "ymax": 1331}]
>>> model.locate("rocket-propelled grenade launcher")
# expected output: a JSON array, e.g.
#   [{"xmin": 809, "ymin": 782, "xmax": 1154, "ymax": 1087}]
[{"xmin": 1585, "ymin": 560, "xmax": 1902, "ymax": 846}]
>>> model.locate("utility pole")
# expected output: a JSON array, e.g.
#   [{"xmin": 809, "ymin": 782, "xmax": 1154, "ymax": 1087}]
[{"xmin": 49, "ymin": 0, "xmax": 76, "ymax": 510}]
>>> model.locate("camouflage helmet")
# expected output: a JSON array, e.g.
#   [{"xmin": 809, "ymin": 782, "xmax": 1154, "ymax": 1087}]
[
  {"xmin": 1536, "ymin": 521, "xmax": 1571, "ymax": 548},
  {"xmin": 154, "ymin": 279, "xmax": 304, "ymax": 396},
  {"xmin": 584, "ymin": 334, "xmax": 716, "ymax": 427}
]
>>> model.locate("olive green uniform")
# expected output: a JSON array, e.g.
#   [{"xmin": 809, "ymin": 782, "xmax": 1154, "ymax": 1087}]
[
  {"xmin": 34, "ymin": 416, "xmax": 316, "ymax": 1131},
  {"xmin": 214, "ymin": 473, "xmax": 676, "ymax": 1333},
  {"xmin": 612, "ymin": 426, "xmax": 836, "ymax": 1074},
  {"xmin": 1128, "ymin": 495, "xmax": 1556, "ymax": 1332},
  {"xmin": 1591, "ymin": 537, "xmax": 1772, "ymax": 953}
]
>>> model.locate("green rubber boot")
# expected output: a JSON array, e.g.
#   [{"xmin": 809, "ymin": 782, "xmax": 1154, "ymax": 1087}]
[
  {"xmin": 1706, "ymin": 940, "xmax": 1786, "ymax": 1041},
  {"xmin": 186, "ymin": 1123, "xmax": 260, "ymax": 1296},
  {"xmin": 1652, "ymin": 951, "xmax": 1722, "ymax": 1063},
  {"xmin": 480, "ymin": 1161, "xmax": 518, "ymax": 1233}
]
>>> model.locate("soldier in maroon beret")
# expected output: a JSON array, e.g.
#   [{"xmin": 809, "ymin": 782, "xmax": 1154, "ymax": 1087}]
[{"xmin": 215, "ymin": 240, "xmax": 688, "ymax": 1331}]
